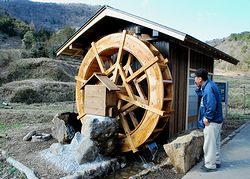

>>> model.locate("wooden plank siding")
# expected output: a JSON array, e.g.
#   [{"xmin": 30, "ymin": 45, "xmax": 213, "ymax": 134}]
[
  {"xmin": 168, "ymin": 43, "xmax": 188, "ymax": 137},
  {"xmin": 190, "ymin": 50, "xmax": 214, "ymax": 73}
]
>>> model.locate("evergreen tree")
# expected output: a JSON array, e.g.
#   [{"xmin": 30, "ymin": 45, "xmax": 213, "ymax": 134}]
[{"xmin": 22, "ymin": 30, "xmax": 36, "ymax": 49}]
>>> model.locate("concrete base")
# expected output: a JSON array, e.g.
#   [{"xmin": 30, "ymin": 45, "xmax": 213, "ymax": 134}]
[{"xmin": 40, "ymin": 145, "xmax": 121, "ymax": 178}]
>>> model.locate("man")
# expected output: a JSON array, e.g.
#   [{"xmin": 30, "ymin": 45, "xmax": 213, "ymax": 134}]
[{"xmin": 193, "ymin": 68, "xmax": 223, "ymax": 172}]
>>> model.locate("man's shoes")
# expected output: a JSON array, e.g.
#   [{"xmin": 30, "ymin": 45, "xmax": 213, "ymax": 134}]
[
  {"xmin": 216, "ymin": 164, "xmax": 221, "ymax": 168},
  {"xmin": 200, "ymin": 165, "xmax": 217, "ymax": 172}
]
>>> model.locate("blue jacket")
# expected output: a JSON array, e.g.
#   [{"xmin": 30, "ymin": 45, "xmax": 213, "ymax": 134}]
[{"xmin": 196, "ymin": 80, "xmax": 223, "ymax": 128}]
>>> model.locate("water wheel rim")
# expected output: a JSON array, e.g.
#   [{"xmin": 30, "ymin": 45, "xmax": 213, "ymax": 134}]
[{"xmin": 76, "ymin": 31, "xmax": 172, "ymax": 152}]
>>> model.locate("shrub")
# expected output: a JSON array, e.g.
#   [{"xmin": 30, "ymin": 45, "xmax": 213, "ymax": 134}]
[
  {"xmin": 241, "ymin": 45, "xmax": 248, "ymax": 53},
  {"xmin": 11, "ymin": 88, "xmax": 43, "ymax": 104}
]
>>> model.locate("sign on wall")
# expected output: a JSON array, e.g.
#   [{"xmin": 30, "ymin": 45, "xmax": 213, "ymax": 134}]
[
  {"xmin": 215, "ymin": 82, "xmax": 228, "ymax": 102},
  {"xmin": 215, "ymin": 81, "xmax": 228, "ymax": 118}
]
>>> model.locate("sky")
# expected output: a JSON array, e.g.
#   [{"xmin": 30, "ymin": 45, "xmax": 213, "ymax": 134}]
[{"xmin": 31, "ymin": 0, "xmax": 250, "ymax": 41}]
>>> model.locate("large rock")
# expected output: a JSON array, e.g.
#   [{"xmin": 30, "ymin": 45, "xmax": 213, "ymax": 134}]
[
  {"xmin": 70, "ymin": 132, "xmax": 99, "ymax": 164},
  {"xmin": 70, "ymin": 115, "xmax": 119, "ymax": 164},
  {"xmin": 51, "ymin": 112, "xmax": 81, "ymax": 143},
  {"xmin": 49, "ymin": 114, "xmax": 119, "ymax": 165},
  {"xmin": 163, "ymin": 130, "xmax": 204, "ymax": 174},
  {"xmin": 40, "ymin": 114, "xmax": 121, "ymax": 177},
  {"xmin": 81, "ymin": 115, "xmax": 119, "ymax": 156},
  {"xmin": 51, "ymin": 115, "xmax": 66, "ymax": 143},
  {"xmin": 74, "ymin": 136, "xmax": 100, "ymax": 164}
]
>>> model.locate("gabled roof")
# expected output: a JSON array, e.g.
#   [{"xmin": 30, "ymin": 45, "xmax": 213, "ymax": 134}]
[
  {"xmin": 81, "ymin": 72, "xmax": 120, "ymax": 91},
  {"xmin": 56, "ymin": 5, "xmax": 239, "ymax": 65}
]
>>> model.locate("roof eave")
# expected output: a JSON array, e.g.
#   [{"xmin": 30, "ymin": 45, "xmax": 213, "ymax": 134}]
[
  {"xmin": 184, "ymin": 35, "xmax": 239, "ymax": 65},
  {"xmin": 56, "ymin": 5, "xmax": 186, "ymax": 56},
  {"xmin": 56, "ymin": 6, "xmax": 107, "ymax": 56},
  {"xmin": 55, "ymin": 6, "xmax": 239, "ymax": 66}
]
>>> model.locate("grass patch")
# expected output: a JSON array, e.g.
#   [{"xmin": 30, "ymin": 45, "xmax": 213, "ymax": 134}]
[
  {"xmin": 0, "ymin": 122, "xmax": 23, "ymax": 132},
  {"xmin": 214, "ymin": 74, "xmax": 250, "ymax": 120}
]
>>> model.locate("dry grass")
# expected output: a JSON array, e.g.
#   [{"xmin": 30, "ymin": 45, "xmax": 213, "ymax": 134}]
[{"xmin": 0, "ymin": 56, "xmax": 81, "ymax": 104}]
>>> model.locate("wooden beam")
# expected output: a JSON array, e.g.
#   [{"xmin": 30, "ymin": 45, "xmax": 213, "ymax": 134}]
[
  {"xmin": 164, "ymin": 97, "xmax": 172, "ymax": 101},
  {"xmin": 117, "ymin": 99, "xmax": 122, "ymax": 110},
  {"xmin": 129, "ymin": 112, "xmax": 139, "ymax": 128},
  {"xmin": 116, "ymin": 92, "xmax": 164, "ymax": 116},
  {"xmin": 124, "ymin": 53, "xmax": 133, "ymax": 77},
  {"xmin": 113, "ymin": 30, "xmax": 127, "ymax": 83},
  {"xmin": 119, "ymin": 114, "xmax": 138, "ymax": 153},
  {"xmin": 69, "ymin": 44, "xmax": 82, "ymax": 51},
  {"xmin": 91, "ymin": 42, "xmax": 105, "ymax": 73},
  {"xmin": 121, "ymin": 104, "xmax": 138, "ymax": 116},
  {"xmin": 104, "ymin": 63, "xmax": 116, "ymax": 76},
  {"xmin": 119, "ymin": 102, "xmax": 134, "ymax": 113},
  {"xmin": 163, "ymin": 80, "xmax": 173, "ymax": 83},
  {"xmin": 128, "ymin": 66, "xmax": 147, "ymax": 100},
  {"xmin": 126, "ymin": 56, "xmax": 159, "ymax": 83},
  {"xmin": 75, "ymin": 76, "xmax": 86, "ymax": 83},
  {"xmin": 136, "ymin": 74, "xmax": 147, "ymax": 84},
  {"xmin": 61, "ymin": 51, "xmax": 82, "ymax": 57},
  {"xmin": 118, "ymin": 64, "xmax": 136, "ymax": 100}
]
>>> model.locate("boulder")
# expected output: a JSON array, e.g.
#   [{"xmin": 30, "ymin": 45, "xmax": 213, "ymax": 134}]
[
  {"xmin": 71, "ymin": 115, "xmax": 119, "ymax": 164},
  {"xmin": 70, "ymin": 132, "xmax": 99, "ymax": 164},
  {"xmin": 81, "ymin": 115, "xmax": 119, "ymax": 156},
  {"xmin": 51, "ymin": 112, "xmax": 81, "ymax": 143},
  {"xmin": 51, "ymin": 116, "xmax": 66, "ymax": 143},
  {"xmin": 163, "ymin": 130, "xmax": 204, "ymax": 174},
  {"xmin": 74, "ymin": 137, "xmax": 100, "ymax": 164}
]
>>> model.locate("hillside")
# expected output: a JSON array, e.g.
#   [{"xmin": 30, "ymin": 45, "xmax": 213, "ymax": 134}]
[
  {"xmin": 0, "ymin": 56, "xmax": 80, "ymax": 104},
  {"xmin": 0, "ymin": 1, "xmax": 84, "ymax": 104},
  {"xmin": 207, "ymin": 31, "xmax": 250, "ymax": 74},
  {"xmin": 0, "ymin": 0, "xmax": 100, "ymax": 31}
]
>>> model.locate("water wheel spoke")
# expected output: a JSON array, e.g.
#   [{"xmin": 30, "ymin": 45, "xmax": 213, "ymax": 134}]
[
  {"xmin": 91, "ymin": 42, "xmax": 105, "ymax": 73},
  {"xmin": 113, "ymin": 30, "xmax": 127, "ymax": 83},
  {"xmin": 126, "ymin": 56, "xmax": 159, "ymax": 83},
  {"xmin": 104, "ymin": 63, "xmax": 116, "ymax": 76},
  {"xmin": 136, "ymin": 74, "xmax": 147, "ymax": 84},
  {"xmin": 119, "ymin": 113, "xmax": 138, "ymax": 152},
  {"xmin": 117, "ymin": 99, "xmax": 123, "ymax": 110},
  {"xmin": 128, "ymin": 66, "xmax": 147, "ymax": 100},
  {"xmin": 119, "ymin": 102, "xmax": 139, "ymax": 114},
  {"xmin": 116, "ymin": 92, "xmax": 164, "ymax": 116},
  {"xmin": 118, "ymin": 64, "xmax": 136, "ymax": 100},
  {"xmin": 133, "ymin": 80, "xmax": 147, "ymax": 100},
  {"xmin": 119, "ymin": 102, "xmax": 134, "ymax": 113},
  {"xmin": 129, "ymin": 111, "xmax": 139, "ymax": 128},
  {"xmin": 124, "ymin": 53, "xmax": 133, "ymax": 77}
]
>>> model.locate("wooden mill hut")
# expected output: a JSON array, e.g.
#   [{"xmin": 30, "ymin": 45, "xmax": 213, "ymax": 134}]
[{"xmin": 56, "ymin": 6, "xmax": 238, "ymax": 152}]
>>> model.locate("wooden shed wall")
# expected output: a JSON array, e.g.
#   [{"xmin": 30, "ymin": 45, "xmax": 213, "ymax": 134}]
[
  {"xmin": 152, "ymin": 41, "xmax": 214, "ymax": 138},
  {"xmin": 168, "ymin": 43, "xmax": 188, "ymax": 137},
  {"xmin": 190, "ymin": 50, "xmax": 214, "ymax": 73}
]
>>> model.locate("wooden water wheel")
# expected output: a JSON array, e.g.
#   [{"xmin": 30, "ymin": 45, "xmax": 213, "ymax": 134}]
[{"xmin": 75, "ymin": 30, "xmax": 173, "ymax": 152}]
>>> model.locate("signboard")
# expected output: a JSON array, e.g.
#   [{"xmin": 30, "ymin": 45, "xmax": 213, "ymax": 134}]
[{"xmin": 215, "ymin": 82, "xmax": 227, "ymax": 103}]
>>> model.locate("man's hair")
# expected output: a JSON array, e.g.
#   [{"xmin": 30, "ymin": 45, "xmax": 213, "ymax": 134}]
[{"xmin": 195, "ymin": 68, "xmax": 208, "ymax": 81}]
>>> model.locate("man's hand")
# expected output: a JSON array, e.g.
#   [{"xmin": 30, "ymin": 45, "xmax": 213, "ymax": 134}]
[{"xmin": 203, "ymin": 117, "xmax": 209, "ymax": 126}]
